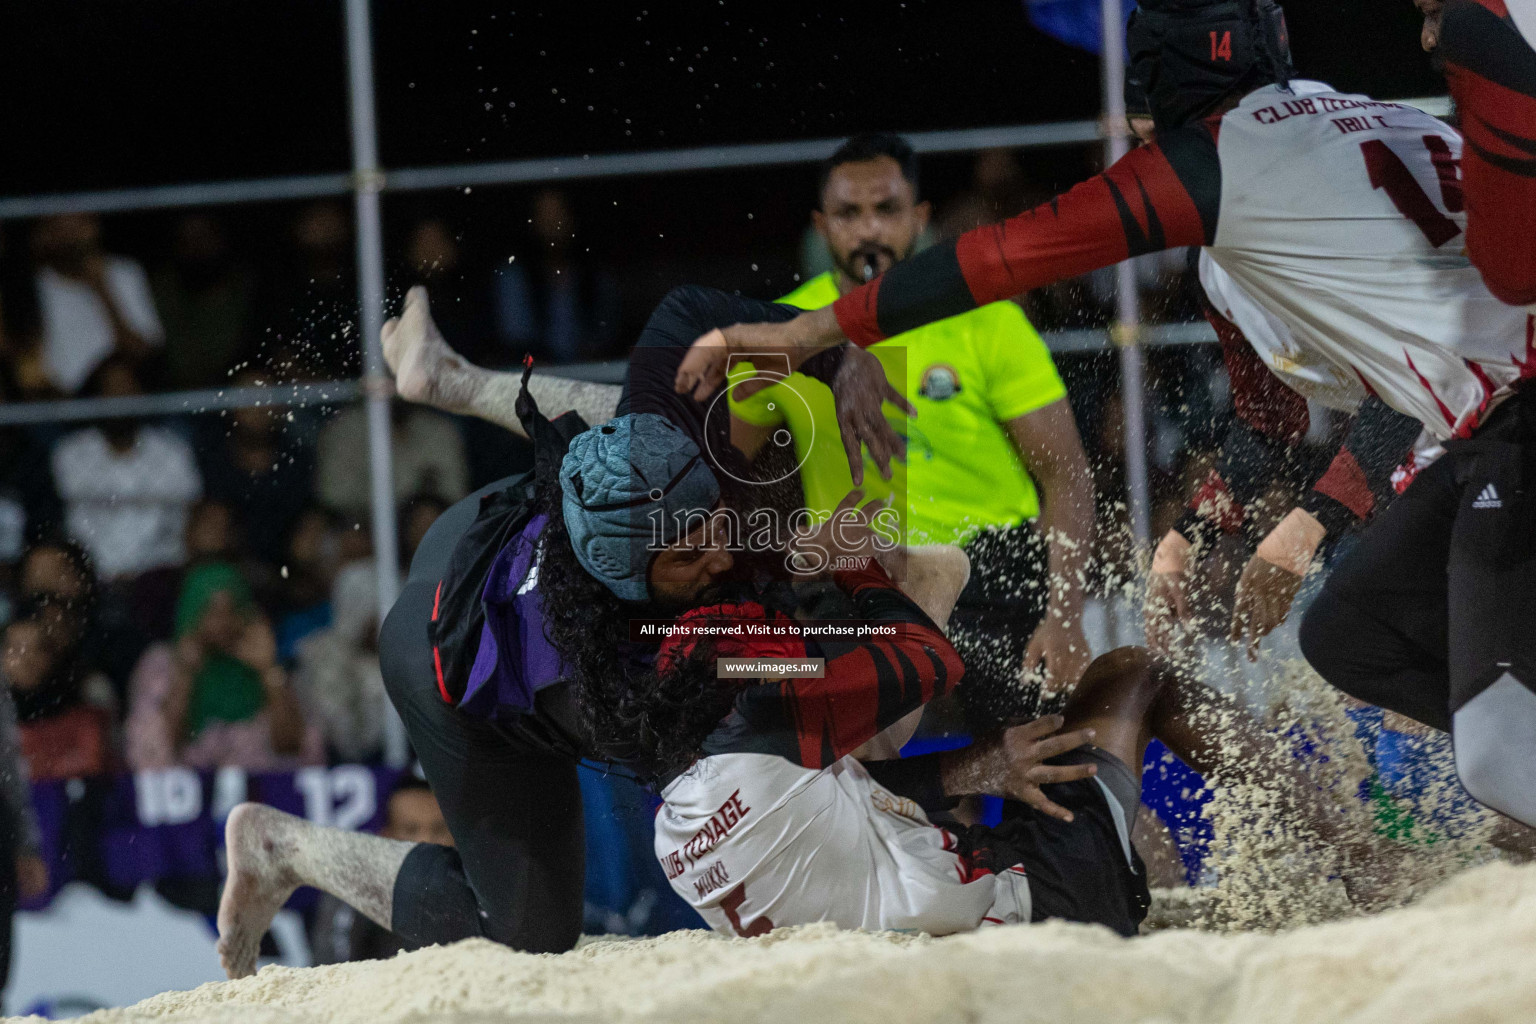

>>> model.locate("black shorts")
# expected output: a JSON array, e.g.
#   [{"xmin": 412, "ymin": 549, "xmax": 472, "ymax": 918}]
[{"xmin": 961, "ymin": 746, "xmax": 1149, "ymax": 937}]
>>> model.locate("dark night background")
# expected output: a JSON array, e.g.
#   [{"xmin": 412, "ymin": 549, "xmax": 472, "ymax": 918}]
[
  {"xmin": 1, "ymin": 0, "xmax": 1441, "ymax": 190},
  {"xmin": 0, "ymin": 0, "xmax": 1446, "ymax": 328}
]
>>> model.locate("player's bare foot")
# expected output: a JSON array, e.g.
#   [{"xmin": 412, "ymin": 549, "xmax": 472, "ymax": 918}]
[
  {"xmin": 381, "ymin": 285, "xmax": 459, "ymax": 409},
  {"xmin": 217, "ymin": 802, "xmax": 303, "ymax": 980}
]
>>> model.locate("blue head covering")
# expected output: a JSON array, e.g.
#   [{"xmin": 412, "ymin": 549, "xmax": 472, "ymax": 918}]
[{"xmin": 559, "ymin": 414, "xmax": 720, "ymax": 602}]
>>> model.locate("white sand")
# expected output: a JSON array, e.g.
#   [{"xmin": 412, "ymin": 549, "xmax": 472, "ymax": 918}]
[
  {"xmin": 27, "ymin": 859, "xmax": 1536, "ymax": 1024},
  {"xmin": 27, "ymin": 660, "xmax": 1521, "ymax": 1023}
]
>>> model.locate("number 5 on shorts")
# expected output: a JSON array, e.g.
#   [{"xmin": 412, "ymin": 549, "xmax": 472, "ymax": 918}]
[{"xmin": 719, "ymin": 883, "xmax": 774, "ymax": 938}]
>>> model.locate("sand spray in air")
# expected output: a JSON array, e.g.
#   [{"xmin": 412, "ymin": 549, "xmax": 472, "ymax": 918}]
[{"xmin": 1162, "ymin": 656, "xmax": 1515, "ymax": 931}]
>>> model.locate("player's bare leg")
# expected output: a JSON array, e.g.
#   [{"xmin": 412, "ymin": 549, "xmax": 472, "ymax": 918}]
[
  {"xmin": 217, "ymin": 802, "xmax": 413, "ymax": 979},
  {"xmin": 381, "ymin": 285, "xmax": 621, "ymax": 437}
]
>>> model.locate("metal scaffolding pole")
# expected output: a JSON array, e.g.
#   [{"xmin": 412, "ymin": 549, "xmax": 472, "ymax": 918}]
[
  {"xmin": 1100, "ymin": 0, "xmax": 1153, "ymax": 551},
  {"xmin": 0, "ymin": 121, "xmax": 1102, "ymax": 221},
  {"xmin": 343, "ymin": 0, "xmax": 406, "ymax": 766}
]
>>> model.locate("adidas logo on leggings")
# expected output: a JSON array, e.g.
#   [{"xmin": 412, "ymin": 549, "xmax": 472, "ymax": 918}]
[{"xmin": 1473, "ymin": 484, "xmax": 1503, "ymax": 510}]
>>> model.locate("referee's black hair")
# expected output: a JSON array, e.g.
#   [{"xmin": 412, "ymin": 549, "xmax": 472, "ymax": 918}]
[{"xmin": 817, "ymin": 133, "xmax": 920, "ymax": 208}]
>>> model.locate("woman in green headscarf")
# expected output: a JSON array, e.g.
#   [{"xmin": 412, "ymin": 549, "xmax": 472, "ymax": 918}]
[
  {"xmin": 127, "ymin": 562, "xmax": 316, "ymax": 769},
  {"xmin": 176, "ymin": 563, "xmax": 265, "ymax": 732}
]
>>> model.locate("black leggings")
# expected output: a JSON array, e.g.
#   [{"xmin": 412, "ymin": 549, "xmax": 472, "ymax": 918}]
[
  {"xmin": 380, "ymin": 477, "xmax": 587, "ymax": 953},
  {"xmin": 1299, "ymin": 395, "xmax": 1536, "ymax": 822},
  {"xmin": 1299, "ymin": 396, "xmax": 1536, "ymax": 726}
]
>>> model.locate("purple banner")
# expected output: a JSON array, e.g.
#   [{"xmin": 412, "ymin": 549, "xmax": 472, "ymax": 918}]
[{"xmin": 24, "ymin": 766, "xmax": 404, "ymax": 911}]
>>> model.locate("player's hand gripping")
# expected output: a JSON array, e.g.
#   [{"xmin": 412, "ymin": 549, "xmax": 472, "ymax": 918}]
[
  {"xmin": 1229, "ymin": 508, "xmax": 1324, "ymax": 660},
  {"xmin": 674, "ymin": 317, "xmax": 822, "ymax": 403},
  {"xmin": 674, "ymin": 312, "xmax": 913, "ymax": 484},
  {"xmin": 941, "ymin": 715, "xmax": 1098, "ymax": 823},
  {"xmin": 831, "ymin": 345, "xmax": 913, "ymax": 485}
]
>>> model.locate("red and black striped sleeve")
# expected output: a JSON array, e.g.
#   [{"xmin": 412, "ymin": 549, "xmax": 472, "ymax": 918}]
[
  {"xmin": 1299, "ymin": 396, "xmax": 1424, "ymax": 540},
  {"xmin": 728, "ymin": 562, "xmax": 964, "ymax": 770},
  {"xmin": 831, "ymin": 122, "xmax": 1222, "ymax": 348},
  {"xmin": 1441, "ymin": 0, "xmax": 1536, "ymax": 305}
]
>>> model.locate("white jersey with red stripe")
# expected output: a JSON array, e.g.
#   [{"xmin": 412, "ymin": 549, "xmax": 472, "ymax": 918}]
[
  {"xmin": 1199, "ymin": 252, "xmax": 1446, "ymax": 471},
  {"xmin": 1203, "ymin": 80, "xmax": 1536, "ymax": 442},
  {"xmin": 655, "ymin": 751, "xmax": 1030, "ymax": 937}
]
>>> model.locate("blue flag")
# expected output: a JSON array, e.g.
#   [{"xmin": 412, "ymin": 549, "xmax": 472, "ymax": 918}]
[{"xmin": 1024, "ymin": 0, "xmax": 1137, "ymax": 55}]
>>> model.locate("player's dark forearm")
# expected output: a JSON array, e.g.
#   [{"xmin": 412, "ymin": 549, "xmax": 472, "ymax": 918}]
[
  {"xmin": 864, "ymin": 753, "xmax": 956, "ymax": 812},
  {"xmin": 721, "ymin": 306, "xmax": 845, "ymax": 362},
  {"xmin": 936, "ymin": 738, "xmax": 1008, "ymax": 800}
]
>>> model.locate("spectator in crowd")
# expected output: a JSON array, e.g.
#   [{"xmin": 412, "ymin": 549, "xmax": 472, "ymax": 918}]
[
  {"xmin": 0, "ymin": 367, "xmax": 62, "ymax": 622},
  {"xmin": 273, "ymin": 505, "xmax": 355, "ymax": 663},
  {"xmin": 309, "ymin": 775, "xmax": 452, "ymax": 964},
  {"xmin": 198, "ymin": 369, "xmax": 316, "ymax": 567},
  {"xmin": 3, "ymin": 601, "xmax": 115, "ymax": 780},
  {"xmin": 258, "ymin": 202, "xmax": 356, "ymax": 381},
  {"xmin": 493, "ymin": 189, "xmax": 620, "ymax": 364},
  {"xmin": 51, "ymin": 356, "xmax": 202, "ymax": 581},
  {"xmin": 151, "ymin": 214, "xmax": 256, "ymax": 391},
  {"xmin": 292, "ymin": 560, "xmax": 386, "ymax": 763},
  {"xmin": 934, "ymin": 148, "xmax": 1038, "ymax": 238},
  {"xmin": 125, "ymin": 562, "xmax": 320, "ymax": 771},
  {"xmin": 315, "ymin": 402, "xmax": 467, "ymax": 523},
  {"xmin": 18, "ymin": 538, "xmax": 144, "ymax": 707},
  {"xmin": 0, "ymin": 226, "xmax": 51, "ymax": 403},
  {"xmin": 403, "ymin": 218, "xmax": 496, "ymax": 367},
  {"xmin": 0, "ymin": 682, "xmax": 46, "ymax": 1009},
  {"xmin": 30, "ymin": 214, "xmax": 163, "ymax": 395},
  {"xmin": 130, "ymin": 497, "xmax": 248, "ymax": 642},
  {"xmin": 397, "ymin": 492, "xmax": 449, "ymax": 571}
]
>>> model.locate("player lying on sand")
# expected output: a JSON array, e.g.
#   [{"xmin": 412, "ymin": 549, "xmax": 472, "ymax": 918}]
[
  {"xmin": 410, "ymin": 290, "xmax": 1394, "ymax": 935},
  {"xmin": 214, "ymin": 284, "xmax": 1100, "ymax": 977},
  {"xmin": 558, "ymin": 486, "xmax": 1378, "ymax": 938},
  {"xmin": 217, "ymin": 278, "xmax": 1401, "ymax": 975}
]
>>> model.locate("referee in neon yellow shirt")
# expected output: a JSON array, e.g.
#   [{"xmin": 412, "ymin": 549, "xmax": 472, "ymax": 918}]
[{"xmin": 732, "ymin": 134, "xmax": 1095, "ymax": 722}]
